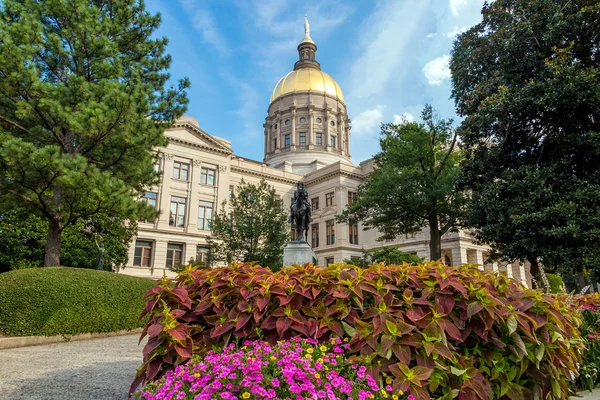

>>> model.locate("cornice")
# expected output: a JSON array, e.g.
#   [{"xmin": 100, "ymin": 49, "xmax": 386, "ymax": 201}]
[
  {"xmin": 304, "ymin": 168, "xmax": 365, "ymax": 186},
  {"xmin": 168, "ymin": 121, "xmax": 233, "ymax": 155},
  {"xmin": 166, "ymin": 136, "xmax": 231, "ymax": 156},
  {"xmin": 230, "ymin": 165, "xmax": 299, "ymax": 185}
]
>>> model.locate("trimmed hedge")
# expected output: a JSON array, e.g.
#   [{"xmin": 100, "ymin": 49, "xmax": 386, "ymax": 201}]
[
  {"xmin": 133, "ymin": 262, "xmax": 583, "ymax": 399},
  {"xmin": 0, "ymin": 267, "xmax": 155, "ymax": 336}
]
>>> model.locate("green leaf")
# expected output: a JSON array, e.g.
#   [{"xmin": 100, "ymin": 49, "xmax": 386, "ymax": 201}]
[{"xmin": 342, "ymin": 321, "xmax": 357, "ymax": 337}]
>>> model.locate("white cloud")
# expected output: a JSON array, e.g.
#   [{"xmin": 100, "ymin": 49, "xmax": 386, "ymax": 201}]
[
  {"xmin": 346, "ymin": 1, "xmax": 429, "ymax": 99},
  {"xmin": 393, "ymin": 112, "xmax": 415, "ymax": 124},
  {"xmin": 426, "ymin": 33, "xmax": 437, "ymax": 39},
  {"xmin": 423, "ymin": 55, "xmax": 451, "ymax": 86},
  {"xmin": 449, "ymin": 0, "xmax": 468, "ymax": 16},
  {"xmin": 352, "ymin": 105, "xmax": 385, "ymax": 136},
  {"xmin": 446, "ymin": 25, "xmax": 468, "ymax": 38},
  {"xmin": 178, "ymin": 1, "xmax": 229, "ymax": 55}
]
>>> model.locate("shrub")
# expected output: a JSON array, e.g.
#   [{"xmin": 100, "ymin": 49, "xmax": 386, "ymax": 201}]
[
  {"xmin": 136, "ymin": 337, "xmax": 412, "ymax": 400},
  {"xmin": 345, "ymin": 246, "xmax": 423, "ymax": 268},
  {"xmin": 0, "ymin": 267, "xmax": 155, "ymax": 336},
  {"xmin": 545, "ymin": 273, "xmax": 565, "ymax": 294},
  {"xmin": 133, "ymin": 262, "xmax": 583, "ymax": 399}
]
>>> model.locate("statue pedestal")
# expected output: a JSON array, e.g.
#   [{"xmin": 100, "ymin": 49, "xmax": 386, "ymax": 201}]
[{"xmin": 283, "ymin": 241, "xmax": 317, "ymax": 266}]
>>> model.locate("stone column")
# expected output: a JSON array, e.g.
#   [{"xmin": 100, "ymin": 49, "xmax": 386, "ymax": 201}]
[
  {"xmin": 324, "ymin": 112, "xmax": 330, "ymax": 151},
  {"xmin": 277, "ymin": 117, "xmax": 283, "ymax": 150},
  {"xmin": 291, "ymin": 109, "xmax": 297, "ymax": 147},
  {"xmin": 157, "ymin": 154, "xmax": 174, "ymax": 230},
  {"xmin": 451, "ymin": 246, "xmax": 468, "ymax": 266},
  {"xmin": 264, "ymin": 124, "xmax": 269, "ymax": 158},
  {"xmin": 308, "ymin": 109, "xmax": 314, "ymax": 146},
  {"xmin": 475, "ymin": 250, "xmax": 484, "ymax": 271},
  {"xmin": 153, "ymin": 240, "xmax": 168, "ymax": 272}
]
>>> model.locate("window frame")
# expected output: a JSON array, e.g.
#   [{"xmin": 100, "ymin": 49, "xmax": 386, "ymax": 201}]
[
  {"xmin": 166, "ymin": 243, "xmax": 184, "ymax": 268},
  {"xmin": 284, "ymin": 134, "xmax": 291, "ymax": 148},
  {"xmin": 311, "ymin": 196, "xmax": 319, "ymax": 210},
  {"xmin": 347, "ymin": 191, "xmax": 357, "ymax": 205},
  {"xmin": 311, "ymin": 223, "xmax": 319, "ymax": 248},
  {"xmin": 196, "ymin": 245, "xmax": 209, "ymax": 264},
  {"xmin": 169, "ymin": 196, "xmax": 186, "ymax": 227},
  {"xmin": 316, "ymin": 133, "xmax": 322, "ymax": 146},
  {"xmin": 330, "ymin": 135, "xmax": 336, "ymax": 149},
  {"xmin": 325, "ymin": 192, "xmax": 334, "ymax": 207},
  {"xmin": 326, "ymin": 220, "xmax": 335, "ymax": 245},
  {"xmin": 198, "ymin": 200, "xmax": 214, "ymax": 231},
  {"xmin": 299, "ymin": 132, "xmax": 306, "ymax": 146},
  {"xmin": 133, "ymin": 240, "xmax": 153, "ymax": 267},
  {"xmin": 349, "ymin": 223, "xmax": 359, "ymax": 245},
  {"xmin": 172, "ymin": 161, "xmax": 190, "ymax": 181},
  {"xmin": 200, "ymin": 167, "xmax": 216, "ymax": 186}
]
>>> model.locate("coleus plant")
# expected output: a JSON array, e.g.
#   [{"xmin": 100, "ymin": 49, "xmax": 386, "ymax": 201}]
[{"xmin": 131, "ymin": 261, "xmax": 584, "ymax": 399}]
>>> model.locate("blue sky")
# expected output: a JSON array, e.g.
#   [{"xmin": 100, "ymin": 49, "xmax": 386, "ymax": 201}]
[{"xmin": 146, "ymin": 0, "xmax": 487, "ymax": 163}]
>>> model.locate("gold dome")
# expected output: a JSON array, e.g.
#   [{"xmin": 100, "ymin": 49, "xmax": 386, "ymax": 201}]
[{"xmin": 270, "ymin": 68, "xmax": 345, "ymax": 104}]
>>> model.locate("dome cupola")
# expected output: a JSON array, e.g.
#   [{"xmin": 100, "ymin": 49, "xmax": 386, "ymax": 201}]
[{"xmin": 263, "ymin": 16, "xmax": 352, "ymax": 175}]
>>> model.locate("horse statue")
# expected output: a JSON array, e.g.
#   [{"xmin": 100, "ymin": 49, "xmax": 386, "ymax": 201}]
[{"xmin": 289, "ymin": 181, "xmax": 312, "ymax": 242}]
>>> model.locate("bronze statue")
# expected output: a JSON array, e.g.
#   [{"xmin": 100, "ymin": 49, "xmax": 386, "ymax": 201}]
[{"xmin": 289, "ymin": 181, "xmax": 312, "ymax": 242}]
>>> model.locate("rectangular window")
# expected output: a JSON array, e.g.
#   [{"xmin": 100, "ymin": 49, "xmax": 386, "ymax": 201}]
[
  {"xmin": 200, "ymin": 167, "xmax": 216, "ymax": 186},
  {"xmin": 154, "ymin": 161, "xmax": 160, "ymax": 174},
  {"xmin": 284, "ymin": 134, "xmax": 291, "ymax": 148},
  {"xmin": 316, "ymin": 133, "xmax": 322, "ymax": 146},
  {"xmin": 141, "ymin": 192, "xmax": 158, "ymax": 208},
  {"xmin": 311, "ymin": 223, "xmax": 319, "ymax": 248},
  {"xmin": 133, "ymin": 240, "xmax": 153, "ymax": 267},
  {"xmin": 347, "ymin": 191, "xmax": 357, "ymax": 205},
  {"xmin": 330, "ymin": 135, "xmax": 336, "ymax": 149},
  {"xmin": 198, "ymin": 201, "xmax": 214, "ymax": 231},
  {"xmin": 325, "ymin": 192, "xmax": 334, "ymax": 207},
  {"xmin": 311, "ymin": 196, "xmax": 319, "ymax": 210},
  {"xmin": 172, "ymin": 161, "xmax": 190, "ymax": 181},
  {"xmin": 273, "ymin": 138, "xmax": 277, "ymax": 150},
  {"xmin": 299, "ymin": 132, "xmax": 306, "ymax": 145},
  {"xmin": 166, "ymin": 243, "xmax": 183, "ymax": 268},
  {"xmin": 229, "ymin": 185, "xmax": 234, "ymax": 200},
  {"xmin": 196, "ymin": 246, "xmax": 209, "ymax": 264},
  {"xmin": 325, "ymin": 257, "xmax": 334, "ymax": 266},
  {"xmin": 169, "ymin": 196, "xmax": 186, "ymax": 227},
  {"xmin": 349, "ymin": 223, "xmax": 359, "ymax": 245},
  {"xmin": 326, "ymin": 220, "xmax": 335, "ymax": 245}
]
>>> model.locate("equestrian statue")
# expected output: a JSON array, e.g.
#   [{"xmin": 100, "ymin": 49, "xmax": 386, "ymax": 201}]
[{"xmin": 289, "ymin": 181, "xmax": 312, "ymax": 242}]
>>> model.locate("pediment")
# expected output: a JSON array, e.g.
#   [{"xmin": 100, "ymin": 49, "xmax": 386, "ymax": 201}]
[{"xmin": 166, "ymin": 120, "xmax": 232, "ymax": 155}]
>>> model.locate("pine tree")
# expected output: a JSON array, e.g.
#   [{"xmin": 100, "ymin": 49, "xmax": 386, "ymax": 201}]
[{"xmin": 0, "ymin": 0, "xmax": 189, "ymax": 266}]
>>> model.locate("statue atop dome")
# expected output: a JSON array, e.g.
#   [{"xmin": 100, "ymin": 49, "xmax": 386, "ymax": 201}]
[{"xmin": 304, "ymin": 14, "xmax": 310, "ymax": 39}]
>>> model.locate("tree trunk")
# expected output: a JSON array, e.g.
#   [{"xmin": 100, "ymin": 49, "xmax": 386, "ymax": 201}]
[
  {"xmin": 428, "ymin": 211, "xmax": 442, "ymax": 261},
  {"xmin": 44, "ymin": 218, "xmax": 62, "ymax": 266},
  {"xmin": 529, "ymin": 257, "xmax": 540, "ymax": 287}
]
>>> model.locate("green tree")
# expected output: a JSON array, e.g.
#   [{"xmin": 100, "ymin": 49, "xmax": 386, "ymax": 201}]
[
  {"xmin": 338, "ymin": 105, "xmax": 466, "ymax": 261},
  {"xmin": 0, "ymin": 0, "xmax": 189, "ymax": 266},
  {"xmin": 344, "ymin": 246, "xmax": 423, "ymax": 268},
  {"xmin": 0, "ymin": 209, "xmax": 136, "ymax": 273},
  {"xmin": 450, "ymin": 0, "xmax": 600, "ymax": 277},
  {"xmin": 207, "ymin": 180, "xmax": 289, "ymax": 271}
]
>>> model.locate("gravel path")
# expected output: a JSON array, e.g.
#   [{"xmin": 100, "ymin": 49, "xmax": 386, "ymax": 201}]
[
  {"xmin": 2, "ymin": 333, "xmax": 600, "ymax": 400},
  {"xmin": 0, "ymin": 334, "xmax": 143, "ymax": 400}
]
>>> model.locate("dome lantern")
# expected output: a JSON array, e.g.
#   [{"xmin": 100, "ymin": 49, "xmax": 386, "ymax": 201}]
[{"xmin": 294, "ymin": 15, "xmax": 320, "ymax": 71}]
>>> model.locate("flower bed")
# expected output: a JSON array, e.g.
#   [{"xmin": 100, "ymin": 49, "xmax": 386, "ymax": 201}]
[
  {"xmin": 136, "ymin": 337, "xmax": 413, "ymax": 400},
  {"xmin": 132, "ymin": 262, "xmax": 584, "ymax": 399}
]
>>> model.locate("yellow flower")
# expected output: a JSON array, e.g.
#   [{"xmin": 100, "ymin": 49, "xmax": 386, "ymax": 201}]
[
  {"xmin": 305, "ymin": 353, "xmax": 312, "ymax": 359},
  {"xmin": 242, "ymin": 393, "xmax": 251, "ymax": 399},
  {"xmin": 306, "ymin": 348, "xmax": 314, "ymax": 354},
  {"xmin": 317, "ymin": 358, "xmax": 324, "ymax": 364},
  {"xmin": 315, "ymin": 373, "xmax": 321, "ymax": 379},
  {"xmin": 330, "ymin": 338, "xmax": 336, "ymax": 344},
  {"xmin": 194, "ymin": 373, "xmax": 200, "ymax": 378},
  {"xmin": 343, "ymin": 337, "xmax": 349, "ymax": 342},
  {"xmin": 392, "ymin": 396, "xmax": 398, "ymax": 400},
  {"xmin": 270, "ymin": 356, "xmax": 277, "ymax": 360},
  {"xmin": 386, "ymin": 377, "xmax": 393, "ymax": 384},
  {"xmin": 398, "ymin": 390, "xmax": 404, "ymax": 395},
  {"xmin": 320, "ymin": 345, "xmax": 328, "ymax": 352}
]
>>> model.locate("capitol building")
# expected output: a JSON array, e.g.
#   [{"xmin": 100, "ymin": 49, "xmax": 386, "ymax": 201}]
[{"xmin": 118, "ymin": 20, "xmax": 530, "ymax": 287}]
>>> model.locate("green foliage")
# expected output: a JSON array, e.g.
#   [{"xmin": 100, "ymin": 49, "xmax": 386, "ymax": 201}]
[
  {"xmin": 338, "ymin": 105, "xmax": 466, "ymax": 260},
  {"xmin": 0, "ymin": 209, "xmax": 136, "ymax": 273},
  {"xmin": 0, "ymin": 0, "xmax": 189, "ymax": 266},
  {"xmin": 450, "ymin": 0, "xmax": 600, "ymax": 276},
  {"xmin": 545, "ymin": 273, "xmax": 565, "ymax": 294},
  {"xmin": 207, "ymin": 180, "xmax": 289, "ymax": 271},
  {"xmin": 132, "ymin": 262, "xmax": 583, "ymax": 399},
  {"xmin": 168, "ymin": 257, "xmax": 208, "ymax": 274},
  {"xmin": 345, "ymin": 246, "xmax": 423, "ymax": 267},
  {"xmin": 0, "ymin": 267, "xmax": 155, "ymax": 336}
]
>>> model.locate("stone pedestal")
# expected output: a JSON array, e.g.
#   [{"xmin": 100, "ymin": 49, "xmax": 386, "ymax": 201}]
[{"xmin": 283, "ymin": 241, "xmax": 317, "ymax": 266}]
